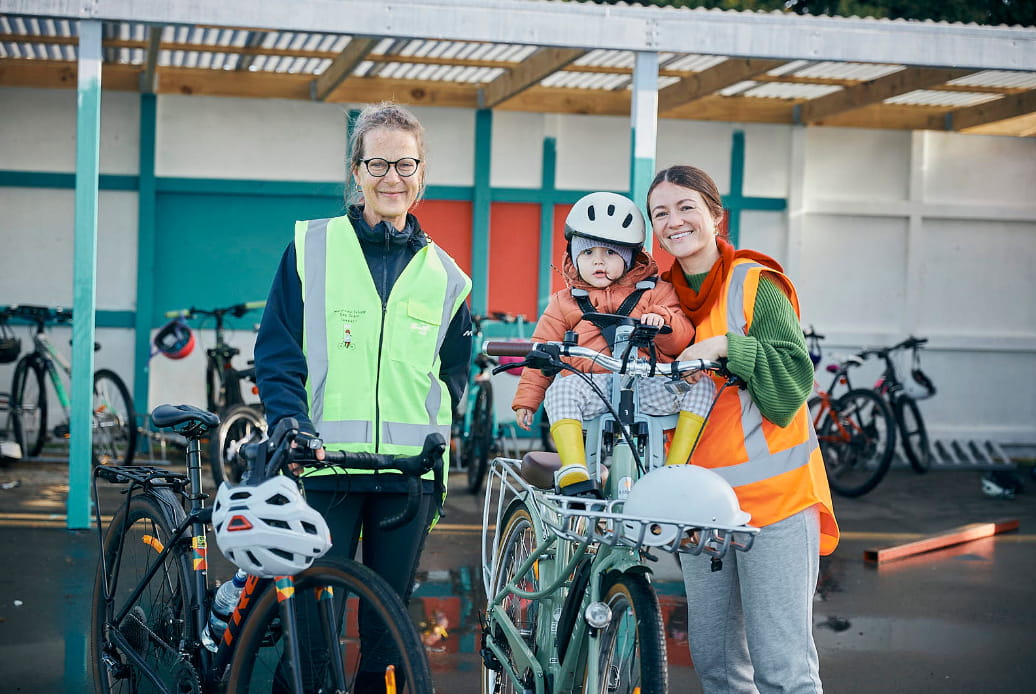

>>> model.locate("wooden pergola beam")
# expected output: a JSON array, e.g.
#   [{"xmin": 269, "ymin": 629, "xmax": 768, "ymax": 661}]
[
  {"xmin": 479, "ymin": 47, "xmax": 584, "ymax": 109},
  {"xmin": 799, "ymin": 66, "xmax": 974, "ymax": 123},
  {"xmin": 311, "ymin": 37, "xmax": 377, "ymax": 101},
  {"xmin": 936, "ymin": 88, "xmax": 1036, "ymax": 131},
  {"xmin": 658, "ymin": 58, "xmax": 786, "ymax": 113}
]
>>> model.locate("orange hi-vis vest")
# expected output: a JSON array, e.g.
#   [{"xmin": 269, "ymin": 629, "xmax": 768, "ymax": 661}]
[{"xmin": 693, "ymin": 258, "xmax": 839, "ymax": 556}]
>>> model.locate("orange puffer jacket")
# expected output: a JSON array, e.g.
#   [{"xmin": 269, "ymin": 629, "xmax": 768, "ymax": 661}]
[{"xmin": 511, "ymin": 249, "xmax": 695, "ymax": 413}]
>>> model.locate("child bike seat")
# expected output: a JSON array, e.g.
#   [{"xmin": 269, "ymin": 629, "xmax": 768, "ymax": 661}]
[{"xmin": 520, "ymin": 450, "xmax": 561, "ymax": 489}]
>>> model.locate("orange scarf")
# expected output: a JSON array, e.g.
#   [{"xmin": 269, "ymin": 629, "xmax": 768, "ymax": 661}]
[{"xmin": 661, "ymin": 238, "xmax": 782, "ymax": 325}]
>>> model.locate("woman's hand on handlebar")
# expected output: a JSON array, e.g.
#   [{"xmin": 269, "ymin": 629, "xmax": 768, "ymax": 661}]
[
  {"xmin": 288, "ymin": 437, "xmax": 325, "ymax": 475},
  {"xmin": 677, "ymin": 336, "xmax": 729, "ymax": 383},
  {"xmin": 515, "ymin": 407, "xmax": 535, "ymax": 431}
]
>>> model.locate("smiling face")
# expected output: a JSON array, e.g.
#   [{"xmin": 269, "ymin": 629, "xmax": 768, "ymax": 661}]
[
  {"xmin": 353, "ymin": 126, "xmax": 423, "ymax": 230},
  {"xmin": 574, "ymin": 245, "xmax": 627, "ymax": 288},
  {"xmin": 649, "ymin": 180, "xmax": 723, "ymax": 275}
]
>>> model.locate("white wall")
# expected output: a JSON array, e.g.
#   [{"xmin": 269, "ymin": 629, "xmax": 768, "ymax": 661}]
[{"xmin": 2, "ymin": 86, "xmax": 1035, "ymax": 447}]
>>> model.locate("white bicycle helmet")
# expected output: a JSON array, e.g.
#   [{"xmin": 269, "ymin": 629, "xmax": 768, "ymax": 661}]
[
  {"xmin": 564, "ymin": 191, "xmax": 646, "ymax": 249},
  {"xmin": 212, "ymin": 476, "xmax": 332, "ymax": 577},
  {"xmin": 621, "ymin": 465, "xmax": 752, "ymax": 547}
]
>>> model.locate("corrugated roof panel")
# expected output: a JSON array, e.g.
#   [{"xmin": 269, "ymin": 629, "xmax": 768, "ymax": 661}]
[
  {"xmin": 744, "ymin": 82, "xmax": 843, "ymax": 99},
  {"xmin": 886, "ymin": 89, "xmax": 1003, "ymax": 107},
  {"xmin": 658, "ymin": 75, "xmax": 681, "ymax": 89},
  {"xmin": 792, "ymin": 61, "xmax": 902, "ymax": 81},
  {"xmin": 950, "ymin": 70, "xmax": 1036, "ymax": 89},
  {"xmin": 354, "ymin": 60, "xmax": 374, "ymax": 77},
  {"xmin": 664, "ymin": 54, "xmax": 726, "ymax": 72}
]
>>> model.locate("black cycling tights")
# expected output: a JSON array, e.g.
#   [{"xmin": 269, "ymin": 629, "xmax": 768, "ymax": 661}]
[{"xmin": 274, "ymin": 488, "xmax": 436, "ymax": 693}]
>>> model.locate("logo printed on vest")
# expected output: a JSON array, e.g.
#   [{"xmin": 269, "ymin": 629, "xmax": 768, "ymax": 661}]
[
  {"xmin": 333, "ymin": 308, "xmax": 368, "ymax": 350},
  {"xmin": 410, "ymin": 322, "xmax": 432, "ymax": 337},
  {"xmin": 341, "ymin": 325, "xmax": 353, "ymax": 349}
]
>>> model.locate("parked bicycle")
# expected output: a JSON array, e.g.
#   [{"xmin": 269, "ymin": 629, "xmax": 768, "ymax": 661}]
[
  {"xmin": 860, "ymin": 336, "xmax": 936, "ymax": 473},
  {"xmin": 162, "ymin": 301, "xmax": 267, "ymax": 485},
  {"xmin": 2, "ymin": 304, "xmax": 136, "ymax": 465},
  {"xmin": 456, "ymin": 312, "xmax": 528, "ymax": 495},
  {"xmin": 479, "ymin": 315, "xmax": 757, "ymax": 694},
  {"xmin": 91, "ymin": 403, "xmax": 440, "ymax": 693}
]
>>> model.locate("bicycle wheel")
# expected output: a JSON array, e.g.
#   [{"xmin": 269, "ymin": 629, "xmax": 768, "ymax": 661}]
[
  {"xmin": 206, "ymin": 360, "xmax": 226, "ymax": 413},
  {"xmin": 93, "ymin": 369, "xmax": 137, "ymax": 466},
  {"xmin": 592, "ymin": 572, "xmax": 667, "ymax": 694},
  {"xmin": 466, "ymin": 380, "xmax": 495, "ymax": 494},
  {"xmin": 210, "ymin": 404, "xmax": 267, "ymax": 486},
  {"xmin": 818, "ymin": 389, "xmax": 896, "ymax": 498},
  {"xmin": 483, "ymin": 500, "xmax": 541, "ymax": 694},
  {"xmin": 90, "ymin": 490, "xmax": 195, "ymax": 694},
  {"xmin": 11, "ymin": 355, "xmax": 47, "ymax": 457},
  {"xmin": 895, "ymin": 395, "xmax": 931, "ymax": 474},
  {"xmin": 227, "ymin": 560, "xmax": 433, "ymax": 693}
]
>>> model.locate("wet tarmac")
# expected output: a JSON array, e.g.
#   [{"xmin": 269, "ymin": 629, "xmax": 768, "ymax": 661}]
[{"xmin": 1, "ymin": 454, "xmax": 1034, "ymax": 693}]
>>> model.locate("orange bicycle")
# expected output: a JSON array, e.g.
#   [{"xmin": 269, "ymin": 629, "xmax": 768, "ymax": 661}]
[{"xmin": 805, "ymin": 328, "xmax": 896, "ymax": 498}]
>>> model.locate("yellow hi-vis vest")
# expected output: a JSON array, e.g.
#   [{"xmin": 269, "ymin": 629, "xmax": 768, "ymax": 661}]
[
  {"xmin": 295, "ymin": 216, "xmax": 471, "ymax": 478},
  {"xmin": 693, "ymin": 258, "xmax": 839, "ymax": 556}
]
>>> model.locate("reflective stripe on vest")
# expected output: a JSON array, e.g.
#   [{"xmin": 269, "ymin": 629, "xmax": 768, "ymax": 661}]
[
  {"xmin": 693, "ymin": 258, "xmax": 838, "ymax": 554},
  {"xmin": 296, "ymin": 216, "xmax": 470, "ymax": 468}
]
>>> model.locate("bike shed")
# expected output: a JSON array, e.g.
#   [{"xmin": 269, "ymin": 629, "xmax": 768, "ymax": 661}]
[{"xmin": 0, "ymin": 0, "xmax": 1034, "ymax": 527}]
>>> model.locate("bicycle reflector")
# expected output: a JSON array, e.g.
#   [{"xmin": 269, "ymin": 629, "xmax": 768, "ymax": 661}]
[{"xmin": 153, "ymin": 318, "xmax": 195, "ymax": 360}]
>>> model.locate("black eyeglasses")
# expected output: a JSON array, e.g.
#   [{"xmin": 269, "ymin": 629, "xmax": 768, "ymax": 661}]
[{"xmin": 360, "ymin": 157, "xmax": 421, "ymax": 178}]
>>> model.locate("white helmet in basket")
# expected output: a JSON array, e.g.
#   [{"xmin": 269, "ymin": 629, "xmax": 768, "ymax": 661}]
[
  {"xmin": 212, "ymin": 476, "xmax": 332, "ymax": 577},
  {"xmin": 622, "ymin": 465, "xmax": 751, "ymax": 547}
]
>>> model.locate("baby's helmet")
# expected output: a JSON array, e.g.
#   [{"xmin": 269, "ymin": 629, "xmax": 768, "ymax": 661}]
[
  {"xmin": 153, "ymin": 318, "xmax": 195, "ymax": 360},
  {"xmin": 564, "ymin": 192, "xmax": 645, "ymax": 250},
  {"xmin": 212, "ymin": 476, "xmax": 332, "ymax": 577}
]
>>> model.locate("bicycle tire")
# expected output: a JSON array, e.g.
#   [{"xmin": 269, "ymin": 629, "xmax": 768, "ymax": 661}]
[
  {"xmin": 93, "ymin": 369, "xmax": 137, "ymax": 466},
  {"xmin": 206, "ymin": 359, "xmax": 226, "ymax": 414},
  {"xmin": 210, "ymin": 404, "xmax": 267, "ymax": 486},
  {"xmin": 11, "ymin": 355, "xmax": 47, "ymax": 457},
  {"xmin": 592, "ymin": 572, "xmax": 667, "ymax": 694},
  {"xmin": 90, "ymin": 490, "xmax": 194, "ymax": 694},
  {"xmin": 227, "ymin": 559, "xmax": 433, "ymax": 693},
  {"xmin": 818, "ymin": 389, "xmax": 896, "ymax": 498},
  {"xmin": 483, "ymin": 500, "xmax": 541, "ymax": 694},
  {"xmin": 895, "ymin": 395, "xmax": 931, "ymax": 474},
  {"xmin": 466, "ymin": 380, "xmax": 494, "ymax": 494}
]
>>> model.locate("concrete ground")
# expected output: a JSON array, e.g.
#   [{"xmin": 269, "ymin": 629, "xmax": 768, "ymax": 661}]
[{"xmin": 1, "ymin": 453, "xmax": 1034, "ymax": 693}]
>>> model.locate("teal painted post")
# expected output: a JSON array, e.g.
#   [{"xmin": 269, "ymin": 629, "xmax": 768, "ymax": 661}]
[
  {"xmin": 133, "ymin": 93, "xmax": 157, "ymax": 430},
  {"xmin": 471, "ymin": 109, "xmax": 492, "ymax": 317},
  {"xmin": 630, "ymin": 51, "xmax": 658, "ymax": 247},
  {"xmin": 538, "ymin": 137, "xmax": 557, "ymax": 314},
  {"xmin": 69, "ymin": 19, "xmax": 102, "ymax": 528},
  {"xmin": 728, "ymin": 130, "xmax": 745, "ymax": 248}
]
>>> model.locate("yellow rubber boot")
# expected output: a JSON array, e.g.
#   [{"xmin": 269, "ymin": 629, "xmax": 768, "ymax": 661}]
[
  {"xmin": 550, "ymin": 419, "xmax": 590, "ymax": 488},
  {"xmin": 665, "ymin": 411, "xmax": 706, "ymax": 466}
]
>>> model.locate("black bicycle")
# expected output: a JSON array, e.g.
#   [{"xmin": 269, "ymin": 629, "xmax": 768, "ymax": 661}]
[
  {"xmin": 163, "ymin": 302, "xmax": 267, "ymax": 485},
  {"xmin": 91, "ymin": 403, "xmax": 440, "ymax": 693},
  {"xmin": 860, "ymin": 336, "xmax": 936, "ymax": 473}
]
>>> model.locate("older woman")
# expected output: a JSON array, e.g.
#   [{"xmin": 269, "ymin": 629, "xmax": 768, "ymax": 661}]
[
  {"xmin": 255, "ymin": 101, "xmax": 471, "ymax": 691},
  {"xmin": 648, "ymin": 164, "xmax": 838, "ymax": 694}
]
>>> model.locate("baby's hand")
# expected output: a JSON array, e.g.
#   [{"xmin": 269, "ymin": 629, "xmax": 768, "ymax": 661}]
[
  {"xmin": 639, "ymin": 313, "xmax": 665, "ymax": 328},
  {"xmin": 515, "ymin": 408, "xmax": 535, "ymax": 431}
]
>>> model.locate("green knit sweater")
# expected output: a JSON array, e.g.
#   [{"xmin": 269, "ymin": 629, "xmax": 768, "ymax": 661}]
[{"xmin": 685, "ymin": 271, "xmax": 813, "ymax": 427}]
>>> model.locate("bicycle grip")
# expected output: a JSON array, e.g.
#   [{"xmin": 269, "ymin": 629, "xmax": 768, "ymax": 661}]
[
  {"xmin": 244, "ymin": 300, "xmax": 267, "ymax": 310},
  {"xmin": 484, "ymin": 340, "xmax": 535, "ymax": 357},
  {"xmin": 164, "ymin": 308, "xmax": 191, "ymax": 319}
]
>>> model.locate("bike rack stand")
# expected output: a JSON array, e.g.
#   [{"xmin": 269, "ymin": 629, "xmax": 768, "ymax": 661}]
[{"xmin": 927, "ymin": 438, "xmax": 1017, "ymax": 471}]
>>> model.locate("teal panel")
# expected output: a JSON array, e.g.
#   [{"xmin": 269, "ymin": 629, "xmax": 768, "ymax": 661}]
[{"xmin": 152, "ymin": 192, "xmax": 344, "ymax": 326}]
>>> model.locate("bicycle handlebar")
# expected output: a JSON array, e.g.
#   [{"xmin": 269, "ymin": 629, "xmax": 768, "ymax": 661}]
[
  {"xmin": 858, "ymin": 335, "xmax": 928, "ymax": 360},
  {"xmin": 241, "ymin": 418, "xmax": 447, "ymax": 531},
  {"xmin": 2, "ymin": 304, "xmax": 73, "ymax": 325},
  {"xmin": 483, "ymin": 339, "xmax": 723, "ymax": 378},
  {"xmin": 163, "ymin": 300, "xmax": 267, "ymax": 320}
]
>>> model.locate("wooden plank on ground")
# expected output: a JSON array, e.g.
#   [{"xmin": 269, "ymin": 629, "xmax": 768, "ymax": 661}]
[{"xmin": 863, "ymin": 518, "xmax": 1019, "ymax": 564}]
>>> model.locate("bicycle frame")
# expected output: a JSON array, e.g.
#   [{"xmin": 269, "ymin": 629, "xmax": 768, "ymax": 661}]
[{"xmin": 31, "ymin": 328, "xmax": 74, "ymax": 414}]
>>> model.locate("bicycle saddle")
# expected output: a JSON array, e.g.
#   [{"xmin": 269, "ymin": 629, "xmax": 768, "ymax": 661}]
[{"xmin": 151, "ymin": 404, "xmax": 220, "ymax": 436}]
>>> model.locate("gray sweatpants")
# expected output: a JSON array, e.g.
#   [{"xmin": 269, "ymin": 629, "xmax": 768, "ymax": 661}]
[{"xmin": 679, "ymin": 506, "xmax": 823, "ymax": 694}]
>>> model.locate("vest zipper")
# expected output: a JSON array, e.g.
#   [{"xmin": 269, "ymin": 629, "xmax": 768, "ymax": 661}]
[{"xmin": 373, "ymin": 228, "xmax": 391, "ymax": 452}]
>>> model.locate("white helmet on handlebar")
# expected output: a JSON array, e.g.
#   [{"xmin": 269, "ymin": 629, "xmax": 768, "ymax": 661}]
[
  {"xmin": 565, "ymin": 191, "xmax": 646, "ymax": 250},
  {"xmin": 212, "ymin": 476, "xmax": 332, "ymax": 578},
  {"xmin": 621, "ymin": 465, "xmax": 752, "ymax": 547}
]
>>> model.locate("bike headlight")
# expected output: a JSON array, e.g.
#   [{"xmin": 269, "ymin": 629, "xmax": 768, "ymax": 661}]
[{"xmin": 584, "ymin": 601, "xmax": 612, "ymax": 629}]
